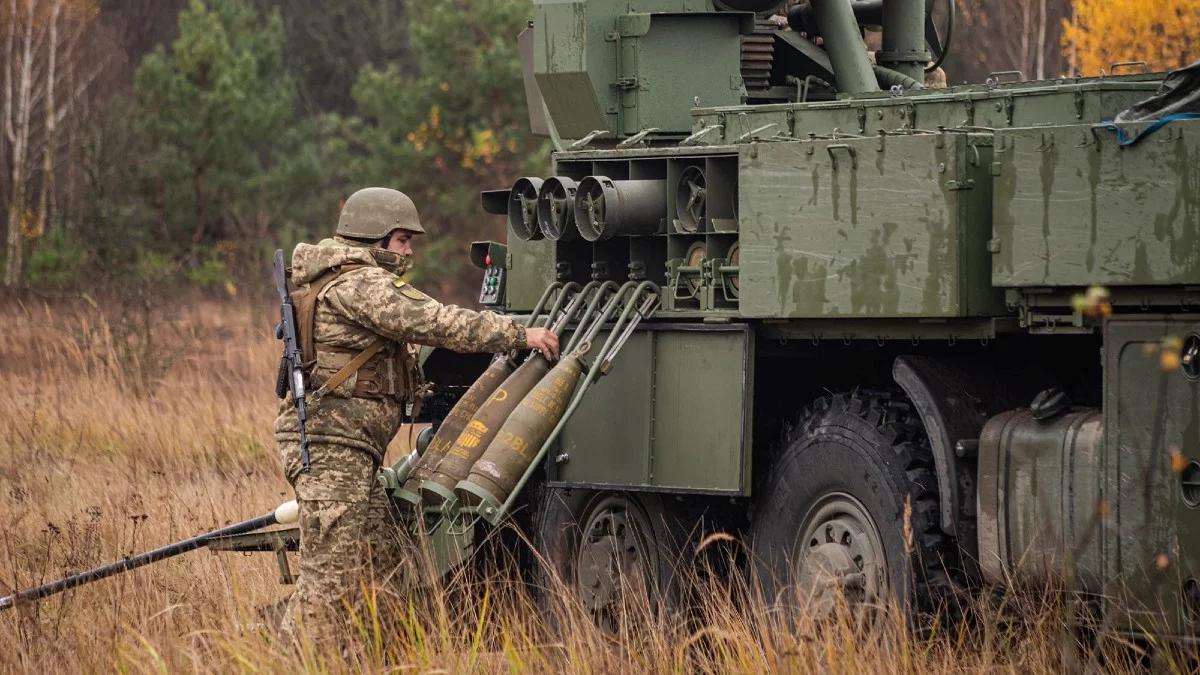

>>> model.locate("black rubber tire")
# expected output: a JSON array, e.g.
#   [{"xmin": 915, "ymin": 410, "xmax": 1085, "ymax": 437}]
[
  {"xmin": 532, "ymin": 487, "xmax": 684, "ymax": 626},
  {"xmin": 751, "ymin": 388, "xmax": 958, "ymax": 616}
]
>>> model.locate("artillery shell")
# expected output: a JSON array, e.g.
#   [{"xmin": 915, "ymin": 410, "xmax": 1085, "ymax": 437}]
[
  {"xmin": 420, "ymin": 355, "xmax": 553, "ymax": 505},
  {"xmin": 459, "ymin": 354, "xmax": 585, "ymax": 508},
  {"xmin": 401, "ymin": 356, "xmax": 514, "ymax": 494}
]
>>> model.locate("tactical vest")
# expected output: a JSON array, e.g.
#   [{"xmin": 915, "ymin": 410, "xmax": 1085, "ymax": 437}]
[{"xmin": 291, "ymin": 264, "xmax": 417, "ymax": 402}]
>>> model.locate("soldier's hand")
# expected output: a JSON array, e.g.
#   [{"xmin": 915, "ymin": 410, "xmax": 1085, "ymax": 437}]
[{"xmin": 525, "ymin": 327, "xmax": 560, "ymax": 361}]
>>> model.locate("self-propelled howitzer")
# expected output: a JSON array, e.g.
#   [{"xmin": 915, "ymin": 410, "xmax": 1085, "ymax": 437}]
[{"xmin": 457, "ymin": 0, "xmax": 1200, "ymax": 639}]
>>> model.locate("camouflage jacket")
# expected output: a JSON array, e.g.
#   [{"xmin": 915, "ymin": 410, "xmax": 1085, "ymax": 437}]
[{"xmin": 275, "ymin": 238, "xmax": 525, "ymax": 468}]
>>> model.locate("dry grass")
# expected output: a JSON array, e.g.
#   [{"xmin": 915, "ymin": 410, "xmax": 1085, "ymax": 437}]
[{"xmin": 0, "ymin": 297, "xmax": 1185, "ymax": 673}]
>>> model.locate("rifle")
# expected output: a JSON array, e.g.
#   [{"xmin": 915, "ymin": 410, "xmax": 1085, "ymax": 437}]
[{"xmin": 273, "ymin": 249, "xmax": 311, "ymax": 472}]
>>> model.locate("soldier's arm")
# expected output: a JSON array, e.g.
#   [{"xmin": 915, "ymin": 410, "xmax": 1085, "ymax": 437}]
[{"xmin": 324, "ymin": 268, "xmax": 526, "ymax": 353}]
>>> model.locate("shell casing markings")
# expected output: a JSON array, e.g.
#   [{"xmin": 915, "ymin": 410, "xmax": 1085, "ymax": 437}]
[
  {"xmin": 460, "ymin": 355, "xmax": 585, "ymax": 506},
  {"xmin": 498, "ymin": 374, "xmax": 570, "ymax": 460},
  {"xmin": 420, "ymin": 355, "xmax": 553, "ymax": 504},
  {"xmin": 449, "ymin": 419, "xmax": 490, "ymax": 455},
  {"xmin": 401, "ymin": 357, "xmax": 512, "ymax": 493}
]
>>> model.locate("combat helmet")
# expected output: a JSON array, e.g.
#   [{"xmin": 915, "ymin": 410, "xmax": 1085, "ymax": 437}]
[{"xmin": 336, "ymin": 187, "xmax": 425, "ymax": 240}]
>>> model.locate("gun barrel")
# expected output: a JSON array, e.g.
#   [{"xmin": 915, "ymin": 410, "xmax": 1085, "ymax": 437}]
[{"xmin": 0, "ymin": 501, "xmax": 298, "ymax": 611}]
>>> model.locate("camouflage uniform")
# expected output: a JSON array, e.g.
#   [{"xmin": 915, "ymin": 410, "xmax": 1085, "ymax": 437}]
[{"xmin": 275, "ymin": 237, "xmax": 524, "ymax": 644}]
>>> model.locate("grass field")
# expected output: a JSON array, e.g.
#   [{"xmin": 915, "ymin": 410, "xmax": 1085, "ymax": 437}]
[{"xmin": 0, "ymin": 296, "xmax": 1187, "ymax": 672}]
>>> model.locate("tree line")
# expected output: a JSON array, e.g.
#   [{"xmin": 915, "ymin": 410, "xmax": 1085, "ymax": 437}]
[
  {"xmin": 2, "ymin": 0, "xmax": 1197, "ymax": 301},
  {"xmin": 2, "ymin": 0, "xmax": 545, "ymax": 302}
]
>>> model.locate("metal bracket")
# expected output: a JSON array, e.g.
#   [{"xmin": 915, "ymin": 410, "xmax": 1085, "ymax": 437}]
[
  {"xmin": 568, "ymin": 129, "xmax": 610, "ymax": 150},
  {"xmin": 275, "ymin": 548, "xmax": 295, "ymax": 584},
  {"xmin": 826, "ymin": 143, "xmax": 857, "ymax": 171},
  {"xmin": 985, "ymin": 70, "xmax": 1025, "ymax": 88},
  {"xmin": 616, "ymin": 127, "xmax": 659, "ymax": 148},
  {"xmin": 735, "ymin": 123, "xmax": 778, "ymax": 143},
  {"xmin": 666, "ymin": 258, "xmax": 703, "ymax": 306},
  {"xmin": 680, "ymin": 125, "xmax": 722, "ymax": 146}
]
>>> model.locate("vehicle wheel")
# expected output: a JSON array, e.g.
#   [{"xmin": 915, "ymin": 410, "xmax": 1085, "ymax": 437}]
[
  {"xmin": 751, "ymin": 389, "xmax": 958, "ymax": 617},
  {"xmin": 533, "ymin": 488, "xmax": 681, "ymax": 631}
]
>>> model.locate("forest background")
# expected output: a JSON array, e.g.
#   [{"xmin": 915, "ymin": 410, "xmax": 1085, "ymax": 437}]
[{"xmin": 1, "ymin": 0, "xmax": 1198, "ymax": 306}]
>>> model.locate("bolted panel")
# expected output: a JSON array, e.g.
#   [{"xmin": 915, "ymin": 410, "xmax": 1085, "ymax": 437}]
[
  {"xmin": 554, "ymin": 325, "xmax": 753, "ymax": 494},
  {"xmin": 738, "ymin": 132, "xmax": 1001, "ymax": 318},
  {"xmin": 534, "ymin": 0, "xmax": 747, "ymax": 142},
  {"xmin": 1103, "ymin": 317, "xmax": 1200, "ymax": 635}
]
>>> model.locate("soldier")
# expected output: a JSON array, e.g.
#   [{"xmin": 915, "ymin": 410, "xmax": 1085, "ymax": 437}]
[{"xmin": 274, "ymin": 187, "xmax": 559, "ymax": 644}]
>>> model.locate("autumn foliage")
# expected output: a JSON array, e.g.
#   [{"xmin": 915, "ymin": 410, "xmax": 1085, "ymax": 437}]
[{"xmin": 1063, "ymin": 0, "xmax": 1200, "ymax": 76}]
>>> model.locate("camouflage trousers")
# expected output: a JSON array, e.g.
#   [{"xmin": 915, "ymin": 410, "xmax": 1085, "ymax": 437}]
[{"xmin": 277, "ymin": 439, "xmax": 410, "ymax": 645}]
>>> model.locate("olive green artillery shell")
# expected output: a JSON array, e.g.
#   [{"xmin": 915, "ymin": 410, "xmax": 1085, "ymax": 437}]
[
  {"xmin": 421, "ymin": 355, "xmax": 553, "ymax": 504},
  {"xmin": 460, "ymin": 353, "xmax": 586, "ymax": 507},
  {"xmin": 402, "ymin": 356, "xmax": 515, "ymax": 492}
]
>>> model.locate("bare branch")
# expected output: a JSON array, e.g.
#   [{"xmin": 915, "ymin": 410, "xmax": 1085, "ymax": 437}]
[{"xmin": 53, "ymin": 59, "xmax": 108, "ymax": 127}]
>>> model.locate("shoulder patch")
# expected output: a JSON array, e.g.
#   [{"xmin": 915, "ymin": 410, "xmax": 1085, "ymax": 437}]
[{"xmin": 392, "ymin": 279, "xmax": 431, "ymax": 302}]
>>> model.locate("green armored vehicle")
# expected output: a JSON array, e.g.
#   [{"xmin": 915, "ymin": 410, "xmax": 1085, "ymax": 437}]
[
  {"xmin": 445, "ymin": 0, "xmax": 1200, "ymax": 637},
  {"xmin": 7, "ymin": 0, "xmax": 1199, "ymax": 643}
]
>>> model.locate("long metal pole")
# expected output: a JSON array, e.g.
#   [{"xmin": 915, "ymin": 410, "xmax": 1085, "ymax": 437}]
[
  {"xmin": 0, "ymin": 501, "xmax": 298, "ymax": 610},
  {"xmin": 810, "ymin": 0, "xmax": 880, "ymax": 93},
  {"xmin": 563, "ymin": 281, "xmax": 618, "ymax": 354}
]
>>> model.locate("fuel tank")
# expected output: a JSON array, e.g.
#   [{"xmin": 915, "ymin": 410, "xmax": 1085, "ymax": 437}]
[
  {"xmin": 457, "ymin": 352, "xmax": 587, "ymax": 509},
  {"xmin": 398, "ymin": 355, "xmax": 515, "ymax": 503},
  {"xmin": 977, "ymin": 408, "xmax": 1104, "ymax": 591},
  {"xmin": 420, "ymin": 354, "xmax": 553, "ymax": 505}
]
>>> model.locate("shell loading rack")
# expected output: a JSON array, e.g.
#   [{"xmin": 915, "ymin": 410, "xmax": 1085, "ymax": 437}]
[{"xmin": 386, "ymin": 281, "xmax": 659, "ymax": 533}]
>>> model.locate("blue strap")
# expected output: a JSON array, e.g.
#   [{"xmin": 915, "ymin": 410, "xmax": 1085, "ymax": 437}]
[{"xmin": 1099, "ymin": 112, "xmax": 1200, "ymax": 147}]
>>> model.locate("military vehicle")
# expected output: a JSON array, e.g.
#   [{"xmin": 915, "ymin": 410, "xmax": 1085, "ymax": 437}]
[
  {"xmin": 455, "ymin": 0, "xmax": 1200, "ymax": 637},
  {"xmin": 7, "ymin": 0, "xmax": 1199, "ymax": 643}
]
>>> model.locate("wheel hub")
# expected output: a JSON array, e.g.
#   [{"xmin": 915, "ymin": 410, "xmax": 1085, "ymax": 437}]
[
  {"xmin": 796, "ymin": 493, "xmax": 887, "ymax": 611},
  {"xmin": 574, "ymin": 496, "xmax": 655, "ymax": 620}
]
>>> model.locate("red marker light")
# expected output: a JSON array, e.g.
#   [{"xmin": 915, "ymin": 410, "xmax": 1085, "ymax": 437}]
[{"xmin": 485, "ymin": 254, "xmax": 492, "ymax": 266}]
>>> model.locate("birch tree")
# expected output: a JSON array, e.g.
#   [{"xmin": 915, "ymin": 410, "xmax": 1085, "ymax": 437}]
[
  {"xmin": 943, "ymin": 0, "xmax": 1071, "ymax": 84},
  {"xmin": 1, "ymin": 0, "xmax": 100, "ymax": 286}
]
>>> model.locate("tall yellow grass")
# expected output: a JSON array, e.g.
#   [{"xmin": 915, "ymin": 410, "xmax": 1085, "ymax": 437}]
[{"xmin": 0, "ymin": 297, "xmax": 1184, "ymax": 672}]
